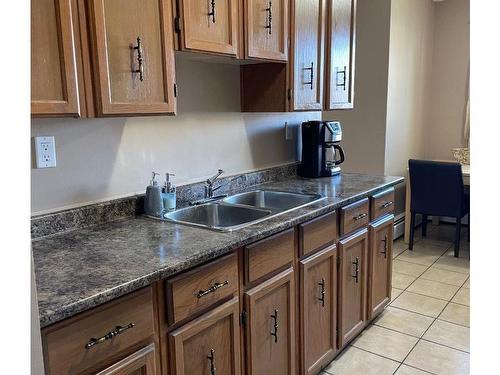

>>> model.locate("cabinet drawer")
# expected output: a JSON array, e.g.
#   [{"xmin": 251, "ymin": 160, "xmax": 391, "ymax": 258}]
[
  {"xmin": 165, "ymin": 252, "xmax": 238, "ymax": 325},
  {"xmin": 42, "ymin": 287, "xmax": 155, "ymax": 375},
  {"xmin": 370, "ymin": 188, "xmax": 395, "ymax": 221},
  {"xmin": 299, "ymin": 211, "xmax": 338, "ymax": 257},
  {"xmin": 339, "ymin": 198, "xmax": 369, "ymax": 236},
  {"xmin": 245, "ymin": 228, "xmax": 295, "ymax": 284}
]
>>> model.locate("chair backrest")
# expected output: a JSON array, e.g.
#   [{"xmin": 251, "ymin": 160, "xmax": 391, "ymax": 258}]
[{"xmin": 408, "ymin": 159, "xmax": 465, "ymax": 217}]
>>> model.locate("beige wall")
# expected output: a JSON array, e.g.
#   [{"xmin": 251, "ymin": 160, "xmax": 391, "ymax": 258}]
[
  {"xmin": 31, "ymin": 56, "xmax": 320, "ymax": 213},
  {"xmin": 425, "ymin": 0, "xmax": 470, "ymax": 160},
  {"xmin": 322, "ymin": 0, "xmax": 392, "ymax": 175},
  {"xmin": 385, "ymin": 0, "xmax": 435, "ymax": 177}
]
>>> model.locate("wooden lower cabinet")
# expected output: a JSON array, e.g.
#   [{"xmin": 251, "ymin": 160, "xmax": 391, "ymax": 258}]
[
  {"xmin": 368, "ymin": 215, "xmax": 394, "ymax": 320},
  {"xmin": 337, "ymin": 228, "xmax": 368, "ymax": 348},
  {"xmin": 299, "ymin": 245, "xmax": 337, "ymax": 375},
  {"xmin": 169, "ymin": 297, "xmax": 241, "ymax": 375},
  {"xmin": 96, "ymin": 344, "xmax": 158, "ymax": 375},
  {"xmin": 244, "ymin": 268, "xmax": 295, "ymax": 375}
]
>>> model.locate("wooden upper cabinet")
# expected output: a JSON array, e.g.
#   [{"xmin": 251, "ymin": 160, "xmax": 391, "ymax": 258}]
[
  {"xmin": 89, "ymin": 0, "xmax": 176, "ymax": 116},
  {"xmin": 169, "ymin": 297, "xmax": 241, "ymax": 375},
  {"xmin": 299, "ymin": 245, "xmax": 337, "ymax": 375},
  {"xmin": 325, "ymin": 0, "xmax": 356, "ymax": 110},
  {"xmin": 244, "ymin": 268, "xmax": 295, "ymax": 375},
  {"xmin": 96, "ymin": 344, "xmax": 158, "ymax": 375},
  {"xmin": 31, "ymin": 0, "xmax": 80, "ymax": 117},
  {"xmin": 291, "ymin": 0, "xmax": 326, "ymax": 110},
  {"xmin": 368, "ymin": 215, "xmax": 394, "ymax": 320},
  {"xmin": 338, "ymin": 228, "xmax": 367, "ymax": 348},
  {"xmin": 177, "ymin": 0, "xmax": 239, "ymax": 56},
  {"xmin": 245, "ymin": 0, "xmax": 288, "ymax": 61}
]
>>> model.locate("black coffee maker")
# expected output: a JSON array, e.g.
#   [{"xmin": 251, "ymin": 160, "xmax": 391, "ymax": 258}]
[{"xmin": 298, "ymin": 121, "xmax": 345, "ymax": 178}]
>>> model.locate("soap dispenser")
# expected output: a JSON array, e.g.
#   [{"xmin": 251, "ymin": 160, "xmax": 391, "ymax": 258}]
[
  {"xmin": 162, "ymin": 173, "xmax": 176, "ymax": 212},
  {"xmin": 144, "ymin": 172, "xmax": 164, "ymax": 218}
]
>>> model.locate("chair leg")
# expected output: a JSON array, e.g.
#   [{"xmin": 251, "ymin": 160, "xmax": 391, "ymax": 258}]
[
  {"xmin": 454, "ymin": 217, "xmax": 461, "ymax": 258},
  {"xmin": 422, "ymin": 215, "xmax": 428, "ymax": 237},
  {"xmin": 409, "ymin": 212, "xmax": 416, "ymax": 250}
]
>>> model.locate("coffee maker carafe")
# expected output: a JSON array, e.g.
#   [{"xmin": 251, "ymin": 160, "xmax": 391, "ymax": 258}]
[{"xmin": 298, "ymin": 121, "xmax": 345, "ymax": 178}]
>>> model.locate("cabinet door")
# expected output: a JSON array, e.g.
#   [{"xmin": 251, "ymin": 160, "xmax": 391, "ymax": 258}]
[
  {"xmin": 244, "ymin": 268, "xmax": 295, "ymax": 375},
  {"xmin": 368, "ymin": 215, "xmax": 394, "ymax": 320},
  {"xmin": 31, "ymin": 0, "xmax": 80, "ymax": 117},
  {"xmin": 89, "ymin": 0, "xmax": 176, "ymax": 115},
  {"xmin": 299, "ymin": 245, "xmax": 337, "ymax": 375},
  {"xmin": 245, "ymin": 0, "xmax": 288, "ymax": 61},
  {"xmin": 325, "ymin": 0, "xmax": 356, "ymax": 109},
  {"xmin": 338, "ymin": 228, "xmax": 367, "ymax": 348},
  {"xmin": 178, "ymin": 0, "xmax": 239, "ymax": 56},
  {"xmin": 291, "ymin": 0, "xmax": 325, "ymax": 110},
  {"xmin": 96, "ymin": 344, "xmax": 157, "ymax": 375},
  {"xmin": 169, "ymin": 297, "xmax": 241, "ymax": 375}
]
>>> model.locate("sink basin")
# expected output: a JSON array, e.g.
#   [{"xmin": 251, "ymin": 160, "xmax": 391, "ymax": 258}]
[
  {"xmin": 223, "ymin": 190, "xmax": 325, "ymax": 212},
  {"xmin": 164, "ymin": 203, "xmax": 272, "ymax": 231}
]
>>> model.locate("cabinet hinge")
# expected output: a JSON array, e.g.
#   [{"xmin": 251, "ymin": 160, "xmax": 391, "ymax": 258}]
[
  {"xmin": 287, "ymin": 88, "xmax": 292, "ymax": 101},
  {"xmin": 174, "ymin": 17, "xmax": 181, "ymax": 33},
  {"xmin": 173, "ymin": 83, "xmax": 178, "ymax": 98},
  {"xmin": 337, "ymin": 256, "xmax": 342, "ymax": 267},
  {"xmin": 240, "ymin": 310, "xmax": 248, "ymax": 326}
]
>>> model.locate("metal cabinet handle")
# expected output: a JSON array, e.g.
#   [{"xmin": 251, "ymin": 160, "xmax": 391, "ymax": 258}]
[
  {"xmin": 85, "ymin": 323, "xmax": 135, "ymax": 349},
  {"xmin": 196, "ymin": 280, "xmax": 229, "ymax": 298},
  {"xmin": 353, "ymin": 213, "xmax": 368, "ymax": 222},
  {"xmin": 335, "ymin": 66, "xmax": 347, "ymax": 90},
  {"xmin": 318, "ymin": 278, "xmax": 326, "ymax": 307},
  {"xmin": 381, "ymin": 201, "xmax": 393, "ymax": 209},
  {"xmin": 208, "ymin": 0, "xmax": 216, "ymax": 23},
  {"xmin": 133, "ymin": 37, "xmax": 144, "ymax": 81},
  {"xmin": 303, "ymin": 62, "xmax": 314, "ymax": 90},
  {"xmin": 265, "ymin": 2, "xmax": 272, "ymax": 35},
  {"xmin": 381, "ymin": 234, "xmax": 388, "ymax": 258},
  {"xmin": 270, "ymin": 309, "xmax": 278, "ymax": 343},
  {"xmin": 352, "ymin": 257, "xmax": 360, "ymax": 284},
  {"xmin": 207, "ymin": 348, "xmax": 217, "ymax": 375}
]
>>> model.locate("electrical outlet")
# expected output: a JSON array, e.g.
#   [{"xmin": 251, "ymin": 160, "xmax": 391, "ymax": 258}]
[
  {"xmin": 285, "ymin": 122, "xmax": 294, "ymax": 140},
  {"xmin": 34, "ymin": 136, "xmax": 57, "ymax": 168}
]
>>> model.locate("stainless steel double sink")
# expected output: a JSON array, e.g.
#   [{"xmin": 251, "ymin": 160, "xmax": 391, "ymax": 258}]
[{"xmin": 164, "ymin": 190, "xmax": 325, "ymax": 232}]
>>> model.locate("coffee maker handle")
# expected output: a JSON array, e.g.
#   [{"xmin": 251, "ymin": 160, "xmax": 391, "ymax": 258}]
[{"xmin": 333, "ymin": 145, "xmax": 345, "ymax": 165}]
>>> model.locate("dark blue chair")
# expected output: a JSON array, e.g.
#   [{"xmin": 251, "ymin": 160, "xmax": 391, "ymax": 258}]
[{"xmin": 408, "ymin": 159, "xmax": 470, "ymax": 257}]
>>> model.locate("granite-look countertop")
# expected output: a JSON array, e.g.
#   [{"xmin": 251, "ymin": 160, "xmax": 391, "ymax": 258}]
[{"xmin": 32, "ymin": 173, "xmax": 403, "ymax": 328}]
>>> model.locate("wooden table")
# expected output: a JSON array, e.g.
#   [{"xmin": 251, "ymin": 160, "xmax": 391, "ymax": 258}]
[{"xmin": 404, "ymin": 163, "xmax": 470, "ymax": 243}]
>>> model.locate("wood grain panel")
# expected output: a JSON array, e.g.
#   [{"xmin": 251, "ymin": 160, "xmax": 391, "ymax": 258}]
[
  {"xmin": 245, "ymin": 228, "xmax": 295, "ymax": 284},
  {"xmin": 165, "ymin": 252, "xmax": 238, "ymax": 325},
  {"xmin": 299, "ymin": 211, "xmax": 337, "ymax": 257},
  {"xmin": 96, "ymin": 344, "xmax": 157, "ymax": 375},
  {"xmin": 369, "ymin": 188, "xmax": 395, "ymax": 221},
  {"xmin": 339, "ymin": 198, "xmax": 369, "ymax": 236}
]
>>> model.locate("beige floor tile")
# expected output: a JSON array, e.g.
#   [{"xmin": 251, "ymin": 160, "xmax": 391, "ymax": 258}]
[
  {"xmin": 443, "ymin": 248, "xmax": 470, "ymax": 259},
  {"xmin": 420, "ymin": 267, "xmax": 469, "ymax": 287},
  {"xmin": 393, "ymin": 260, "xmax": 428, "ymax": 277},
  {"xmin": 432, "ymin": 256, "xmax": 470, "ymax": 274},
  {"xmin": 439, "ymin": 303, "xmax": 470, "ymax": 327},
  {"xmin": 391, "ymin": 291, "xmax": 447, "ymax": 317},
  {"xmin": 392, "ymin": 288, "xmax": 404, "ymax": 300},
  {"xmin": 393, "ymin": 246, "xmax": 407, "ymax": 259},
  {"xmin": 407, "ymin": 278, "xmax": 459, "ymax": 301},
  {"xmin": 396, "ymin": 250, "xmax": 441, "ymax": 266},
  {"xmin": 404, "ymin": 340, "xmax": 470, "ymax": 375},
  {"xmin": 374, "ymin": 306, "xmax": 434, "ymax": 337},
  {"xmin": 392, "ymin": 272, "xmax": 417, "ymax": 289},
  {"xmin": 394, "ymin": 365, "xmax": 431, "ymax": 375},
  {"xmin": 423, "ymin": 320, "xmax": 470, "ymax": 352},
  {"xmin": 409, "ymin": 242, "xmax": 449, "ymax": 255},
  {"xmin": 415, "ymin": 238, "xmax": 452, "ymax": 249},
  {"xmin": 351, "ymin": 325, "xmax": 418, "ymax": 361},
  {"xmin": 452, "ymin": 288, "xmax": 470, "ymax": 306},
  {"xmin": 323, "ymin": 346, "xmax": 399, "ymax": 375},
  {"xmin": 463, "ymin": 278, "xmax": 470, "ymax": 288}
]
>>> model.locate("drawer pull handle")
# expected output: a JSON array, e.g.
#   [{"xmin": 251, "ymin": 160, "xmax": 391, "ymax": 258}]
[
  {"xmin": 265, "ymin": 2, "xmax": 272, "ymax": 35},
  {"xmin": 270, "ymin": 309, "xmax": 279, "ymax": 343},
  {"xmin": 196, "ymin": 280, "xmax": 229, "ymax": 298},
  {"xmin": 85, "ymin": 322, "xmax": 135, "ymax": 349},
  {"xmin": 352, "ymin": 257, "xmax": 360, "ymax": 283},
  {"xmin": 132, "ymin": 37, "xmax": 144, "ymax": 81},
  {"xmin": 303, "ymin": 62, "xmax": 314, "ymax": 90},
  {"xmin": 336, "ymin": 66, "xmax": 347, "ymax": 90},
  {"xmin": 207, "ymin": 348, "xmax": 217, "ymax": 375},
  {"xmin": 208, "ymin": 0, "xmax": 216, "ymax": 23},
  {"xmin": 318, "ymin": 278, "xmax": 326, "ymax": 307},
  {"xmin": 381, "ymin": 201, "xmax": 393, "ymax": 209},
  {"xmin": 381, "ymin": 234, "xmax": 388, "ymax": 258},
  {"xmin": 353, "ymin": 213, "xmax": 368, "ymax": 222}
]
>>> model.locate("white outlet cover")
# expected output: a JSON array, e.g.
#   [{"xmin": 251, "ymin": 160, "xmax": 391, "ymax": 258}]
[{"xmin": 34, "ymin": 136, "xmax": 57, "ymax": 168}]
